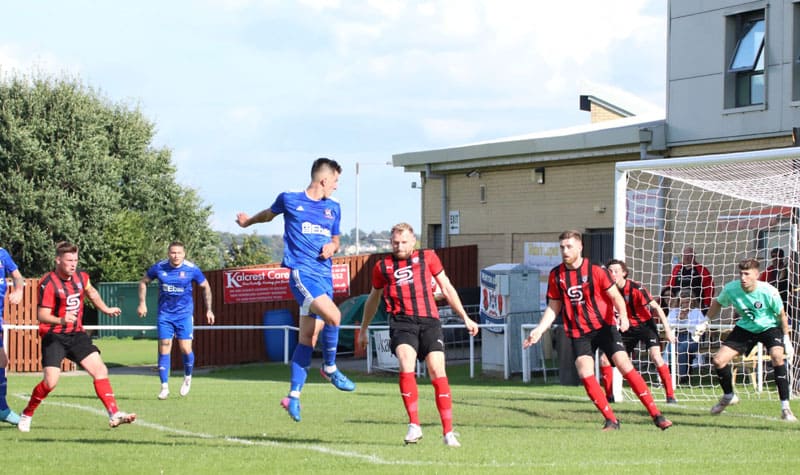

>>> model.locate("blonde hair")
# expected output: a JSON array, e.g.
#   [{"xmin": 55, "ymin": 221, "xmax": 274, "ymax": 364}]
[{"xmin": 390, "ymin": 222, "xmax": 415, "ymax": 235}]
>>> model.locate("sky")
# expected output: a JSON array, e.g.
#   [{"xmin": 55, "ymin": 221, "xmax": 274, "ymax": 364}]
[{"xmin": 0, "ymin": 0, "xmax": 667, "ymax": 236}]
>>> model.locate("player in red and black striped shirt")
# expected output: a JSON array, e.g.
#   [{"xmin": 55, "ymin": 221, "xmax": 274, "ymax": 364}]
[
  {"xmin": 358, "ymin": 223, "xmax": 479, "ymax": 447},
  {"xmin": 524, "ymin": 230, "xmax": 672, "ymax": 431},
  {"xmin": 599, "ymin": 259, "xmax": 677, "ymax": 404},
  {"xmin": 17, "ymin": 241, "xmax": 136, "ymax": 433}
]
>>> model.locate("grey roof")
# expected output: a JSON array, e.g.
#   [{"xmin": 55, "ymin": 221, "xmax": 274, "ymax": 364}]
[{"xmin": 393, "ymin": 113, "xmax": 667, "ymax": 172}]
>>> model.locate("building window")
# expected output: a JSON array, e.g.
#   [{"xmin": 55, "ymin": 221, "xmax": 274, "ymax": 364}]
[
  {"xmin": 479, "ymin": 184, "xmax": 486, "ymax": 203},
  {"xmin": 428, "ymin": 224, "xmax": 443, "ymax": 249},
  {"xmin": 584, "ymin": 228, "xmax": 614, "ymax": 265},
  {"xmin": 727, "ymin": 11, "xmax": 765, "ymax": 108}
]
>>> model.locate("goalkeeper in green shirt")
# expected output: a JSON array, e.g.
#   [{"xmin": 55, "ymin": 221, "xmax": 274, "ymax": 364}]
[{"xmin": 706, "ymin": 258, "xmax": 796, "ymax": 421}]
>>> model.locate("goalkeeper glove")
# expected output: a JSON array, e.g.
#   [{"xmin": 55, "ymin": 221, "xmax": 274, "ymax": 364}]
[
  {"xmin": 691, "ymin": 321, "xmax": 709, "ymax": 343},
  {"xmin": 784, "ymin": 334, "xmax": 794, "ymax": 360}
]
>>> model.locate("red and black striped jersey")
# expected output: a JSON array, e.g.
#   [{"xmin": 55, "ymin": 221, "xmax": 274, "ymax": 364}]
[
  {"xmin": 372, "ymin": 249, "xmax": 443, "ymax": 319},
  {"xmin": 37, "ymin": 270, "xmax": 89, "ymax": 336},
  {"xmin": 619, "ymin": 279, "xmax": 655, "ymax": 327},
  {"xmin": 547, "ymin": 259, "xmax": 615, "ymax": 338}
]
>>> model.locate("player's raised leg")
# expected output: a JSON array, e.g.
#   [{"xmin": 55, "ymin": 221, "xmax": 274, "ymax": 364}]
[{"xmin": 312, "ymin": 295, "xmax": 355, "ymax": 392}]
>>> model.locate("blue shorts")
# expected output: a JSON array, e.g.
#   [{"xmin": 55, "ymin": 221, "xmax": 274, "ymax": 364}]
[
  {"xmin": 158, "ymin": 314, "xmax": 194, "ymax": 340},
  {"xmin": 289, "ymin": 269, "xmax": 333, "ymax": 319}
]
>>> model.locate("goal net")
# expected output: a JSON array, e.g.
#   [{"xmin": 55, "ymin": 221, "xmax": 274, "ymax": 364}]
[{"xmin": 615, "ymin": 148, "xmax": 800, "ymax": 401}]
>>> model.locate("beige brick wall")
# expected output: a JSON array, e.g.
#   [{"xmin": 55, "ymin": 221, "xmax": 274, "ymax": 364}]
[
  {"xmin": 670, "ymin": 136, "xmax": 792, "ymax": 157},
  {"xmin": 590, "ymin": 104, "xmax": 626, "ymax": 123},
  {"xmin": 421, "ymin": 157, "xmax": 628, "ymax": 268}
]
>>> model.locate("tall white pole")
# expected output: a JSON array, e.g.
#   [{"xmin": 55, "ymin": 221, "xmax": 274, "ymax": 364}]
[{"xmin": 355, "ymin": 161, "xmax": 360, "ymax": 256}]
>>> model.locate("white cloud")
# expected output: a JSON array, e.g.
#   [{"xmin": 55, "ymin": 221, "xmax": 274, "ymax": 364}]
[
  {"xmin": 297, "ymin": 0, "xmax": 341, "ymax": 12},
  {"xmin": 0, "ymin": 44, "xmax": 80, "ymax": 79},
  {"xmin": 0, "ymin": 0, "xmax": 667, "ymax": 235},
  {"xmin": 420, "ymin": 117, "xmax": 485, "ymax": 144}
]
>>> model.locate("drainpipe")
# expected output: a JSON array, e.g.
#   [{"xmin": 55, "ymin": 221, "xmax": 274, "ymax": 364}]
[
  {"xmin": 638, "ymin": 126, "xmax": 668, "ymax": 285},
  {"xmin": 426, "ymin": 163, "xmax": 447, "ymax": 247}
]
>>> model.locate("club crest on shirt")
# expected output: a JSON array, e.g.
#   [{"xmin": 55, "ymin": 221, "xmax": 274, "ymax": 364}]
[
  {"xmin": 324, "ymin": 208, "xmax": 334, "ymax": 219},
  {"xmin": 754, "ymin": 301, "xmax": 763, "ymax": 309},
  {"xmin": 582, "ymin": 276, "xmax": 588, "ymax": 283},
  {"xmin": 412, "ymin": 256, "xmax": 419, "ymax": 264}
]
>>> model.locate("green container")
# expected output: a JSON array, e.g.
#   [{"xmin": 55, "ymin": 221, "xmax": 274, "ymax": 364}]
[{"xmin": 97, "ymin": 282, "xmax": 159, "ymax": 338}]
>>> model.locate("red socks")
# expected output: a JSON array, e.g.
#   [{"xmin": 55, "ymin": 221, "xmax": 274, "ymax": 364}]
[
  {"xmin": 657, "ymin": 364, "xmax": 675, "ymax": 399},
  {"xmin": 600, "ymin": 365, "xmax": 614, "ymax": 399},
  {"xmin": 622, "ymin": 369, "xmax": 660, "ymax": 417},
  {"xmin": 399, "ymin": 372, "xmax": 419, "ymax": 425},
  {"xmin": 582, "ymin": 376, "xmax": 617, "ymax": 422},
  {"xmin": 23, "ymin": 380, "xmax": 53, "ymax": 417},
  {"xmin": 93, "ymin": 378, "xmax": 119, "ymax": 415},
  {"xmin": 432, "ymin": 377, "xmax": 453, "ymax": 434}
]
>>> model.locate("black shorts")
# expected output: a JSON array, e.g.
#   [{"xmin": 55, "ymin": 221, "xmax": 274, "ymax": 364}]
[
  {"xmin": 621, "ymin": 319, "xmax": 661, "ymax": 353},
  {"xmin": 389, "ymin": 315, "xmax": 445, "ymax": 362},
  {"xmin": 571, "ymin": 325, "xmax": 626, "ymax": 360},
  {"xmin": 722, "ymin": 325, "xmax": 783, "ymax": 356},
  {"xmin": 41, "ymin": 332, "xmax": 100, "ymax": 368}
]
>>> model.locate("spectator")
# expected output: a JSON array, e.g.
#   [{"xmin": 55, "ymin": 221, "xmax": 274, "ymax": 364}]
[
  {"xmin": 760, "ymin": 248, "xmax": 788, "ymax": 308},
  {"xmin": 665, "ymin": 289, "xmax": 708, "ymax": 382},
  {"xmin": 668, "ymin": 246, "xmax": 714, "ymax": 313}
]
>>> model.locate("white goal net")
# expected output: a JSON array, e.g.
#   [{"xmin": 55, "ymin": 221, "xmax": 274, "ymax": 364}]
[{"xmin": 615, "ymin": 148, "xmax": 800, "ymax": 401}]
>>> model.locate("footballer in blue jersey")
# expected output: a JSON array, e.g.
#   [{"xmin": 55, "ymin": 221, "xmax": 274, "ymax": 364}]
[
  {"xmin": 236, "ymin": 157, "xmax": 355, "ymax": 423},
  {"xmin": 0, "ymin": 247, "xmax": 24, "ymax": 424},
  {"xmin": 138, "ymin": 241, "xmax": 215, "ymax": 400},
  {"xmin": 706, "ymin": 257, "xmax": 796, "ymax": 421}
]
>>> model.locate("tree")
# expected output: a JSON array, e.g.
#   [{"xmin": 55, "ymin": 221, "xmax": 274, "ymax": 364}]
[
  {"xmin": 0, "ymin": 74, "xmax": 221, "ymax": 280},
  {"xmin": 225, "ymin": 233, "xmax": 272, "ymax": 267}
]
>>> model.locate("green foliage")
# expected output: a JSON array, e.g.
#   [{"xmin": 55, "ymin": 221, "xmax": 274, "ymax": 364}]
[
  {"xmin": 225, "ymin": 232, "xmax": 272, "ymax": 267},
  {"xmin": 0, "ymin": 73, "xmax": 221, "ymax": 279}
]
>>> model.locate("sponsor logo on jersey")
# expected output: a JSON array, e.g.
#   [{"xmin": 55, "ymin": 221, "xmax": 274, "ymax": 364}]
[
  {"xmin": 162, "ymin": 283, "xmax": 186, "ymax": 293},
  {"xmin": 66, "ymin": 293, "xmax": 81, "ymax": 313},
  {"xmin": 567, "ymin": 285, "xmax": 584, "ymax": 303},
  {"xmin": 394, "ymin": 265, "xmax": 414, "ymax": 284},
  {"xmin": 301, "ymin": 222, "xmax": 332, "ymax": 237}
]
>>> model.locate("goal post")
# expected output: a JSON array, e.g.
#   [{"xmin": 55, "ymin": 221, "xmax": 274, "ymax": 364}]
[{"xmin": 614, "ymin": 147, "xmax": 800, "ymax": 400}]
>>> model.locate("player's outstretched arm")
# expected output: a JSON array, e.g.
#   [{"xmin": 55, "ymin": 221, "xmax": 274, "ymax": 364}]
[
  {"xmin": 86, "ymin": 281, "xmax": 121, "ymax": 317},
  {"xmin": 236, "ymin": 209, "xmax": 277, "ymax": 228},
  {"xmin": 137, "ymin": 274, "xmax": 151, "ymax": 318},
  {"xmin": 525, "ymin": 300, "xmax": 560, "ymax": 348},
  {"xmin": 650, "ymin": 300, "xmax": 675, "ymax": 343},
  {"xmin": 705, "ymin": 299, "xmax": 722, "ymax": 321},
  {"xmin": 434, "ymin": 271, "xmax": 479, "ymax": 336},
  {"xmin": 358, "ymin": 287, "xmax": 383, "ymax": 349},
  {"xmin": 8, "ymin": 269, "xmax": 24, "ymax": 305},
  {"xmin": 200, "ymin": 280, "xmax": 215, "ymax": 324}
]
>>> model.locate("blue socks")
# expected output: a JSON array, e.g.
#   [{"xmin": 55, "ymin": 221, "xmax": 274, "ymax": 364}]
[
  {"xmin": 183, "ymin": 352, "xmax": 195, "ymax": 377},
  {"xmin": 321, "ymin": 324, "xmax": 339, "ymax": 368},
  {"xmin": 158, "ymin": 353, "xmax": 170, "ymax": 384},
  {"xmin": 290, "ymin": 344, "xmax": 313, "ymax": 395},
  {"xmin": 0, "ymin": 369, "xmax": 8, "ymax": 411}
]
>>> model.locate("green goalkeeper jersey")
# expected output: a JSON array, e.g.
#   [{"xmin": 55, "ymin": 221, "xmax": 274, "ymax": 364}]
[{"xmin": 716, "ymin": 280, "xmax": 783, "ymax": 333}]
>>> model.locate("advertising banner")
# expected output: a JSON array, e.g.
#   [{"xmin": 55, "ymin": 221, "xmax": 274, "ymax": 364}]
[{"xmin": 223, "ymin": 264, "xmax": 350, "ymax": 304}]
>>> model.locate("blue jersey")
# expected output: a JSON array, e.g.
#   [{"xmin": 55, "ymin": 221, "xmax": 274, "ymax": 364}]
[
  {"xmin": 270, "ymin": 190, "xmax": 341, "ymax": 277},
  {"xmin": 146, "ymin": 259, "xmax": 207, "ymax": 319},
  {"xmin": 0, "ymin": 248, "xmax": 19, "ymax": 319}
]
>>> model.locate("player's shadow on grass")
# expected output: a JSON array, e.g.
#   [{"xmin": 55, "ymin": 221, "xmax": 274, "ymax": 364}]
[
  {"xmin": 249, "ymin": 433, "xmax": 397, "ymax": 447},
  {"xmin": 23, "ymin": 437, "xmax": 201, "ymax": 447}
]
